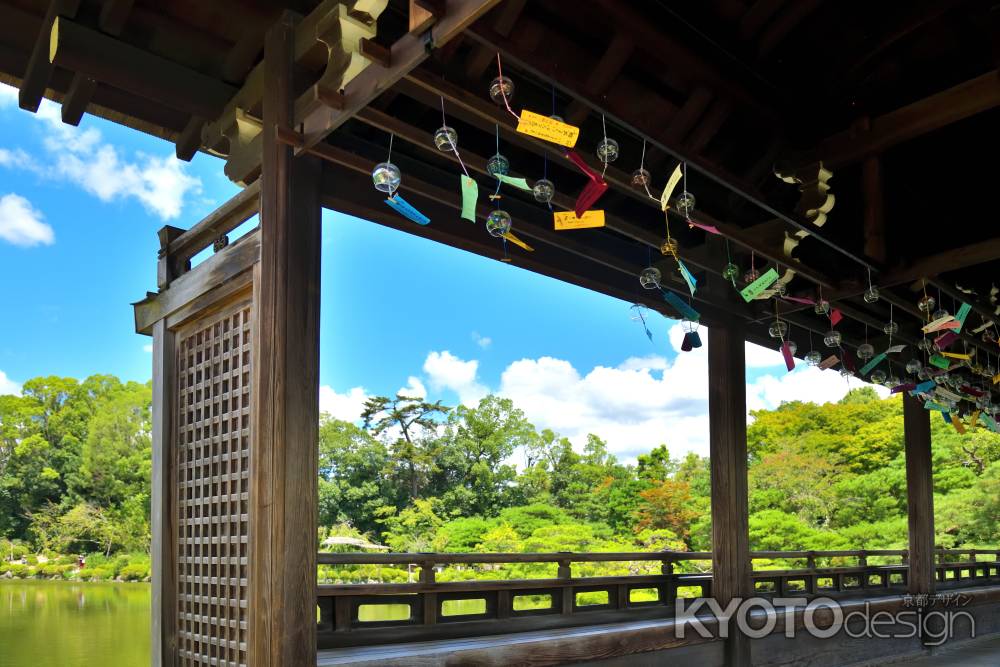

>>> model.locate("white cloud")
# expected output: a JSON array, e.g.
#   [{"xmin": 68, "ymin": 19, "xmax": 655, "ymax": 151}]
[
  {"xmin": 398, "ymin": 376, "xmax": 427, "ymax": 400},
  {"xmin": 0, "ymin": 193, "xmax": 54, "ymax": 247},
  {"xmin": 747, "ymin": 366, "xmax": 889, "ymax": 413},
  {"xmin": 472, "ymin": 332, "xmax": 492, "ymax": 349},
  {"xmin": 319, "ymin": 385, "xmax": 370, "ymax": 422},
  {"xmin": 423, "ymin": 351, "xmax": 488, "ymax": 406},
  {"xmin": 0, "ymin": 98, "xmax": 202, "ymax": 220},
  {"xmin": 0, "ymin": 369, "xmax": 21, "ymax": 396},
  {"xmin": 0, "ymin": 83, "xmax": 15, "ymax": 108},
  {"xmin": 143, "ymin": 344, "xmax": 153, "ymax": 353}
]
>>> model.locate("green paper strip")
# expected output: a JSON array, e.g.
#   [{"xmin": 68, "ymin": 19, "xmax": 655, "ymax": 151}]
[
  {"xmin": 859, "ymin": 352, "xmax": 887, "ymax": 376},
  {"xmin": 496, "ymin": 174, "xmax": 532, "ymax": 191},
  {"xmin": 740, "ymin": 267, "xmax": 779, "ymax": 302},
  {"xmin": 924, "ymin": 400, "xmax": 949, "ymax": 412},
  {"xmin": 955, "ymin": 302, "xmax": 972, "ymax": 331},
  {"xmin": 460, "ymin": 176, "xmax": 478, "ymax": 222},
  {"xmin": 929, "ymin": 353, "xmax": 950, "ymax": 369}
]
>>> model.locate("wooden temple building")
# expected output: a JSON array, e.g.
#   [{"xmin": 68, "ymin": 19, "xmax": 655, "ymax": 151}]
[{"xmin": 3, "ymin": 0, "xmax": 1000, "ymax": 664}]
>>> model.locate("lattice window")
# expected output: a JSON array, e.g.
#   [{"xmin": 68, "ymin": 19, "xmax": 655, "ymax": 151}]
[{"xmin": 176, "ymin": 303, "xmax": 252, "ymax": 667}]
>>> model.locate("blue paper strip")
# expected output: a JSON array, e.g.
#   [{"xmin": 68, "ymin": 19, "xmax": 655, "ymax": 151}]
[
  {"xmin": 910, "ymin": 380, "xmax": 936, "ymax": 396},
  {"xmin": 677, "ymin": 260, "xmax": 697, "ymax": 297},
  {"xmin": 662, "ymin": 290, "xmax": 700, "ymax": 322},
  {"xmin": 942, "ymin": 411, "xmax": 952, "ymax": 424},
  {"xmin": 385, "ymin": 195, "xmax": 430, "ymax": 225}
]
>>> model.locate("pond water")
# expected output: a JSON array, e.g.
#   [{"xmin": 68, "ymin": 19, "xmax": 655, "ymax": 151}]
[{"xmin": 0, "ymin": 580, "xmax": 150, "ymax": 666}]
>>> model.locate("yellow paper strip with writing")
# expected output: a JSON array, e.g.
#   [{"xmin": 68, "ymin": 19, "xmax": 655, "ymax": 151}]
[
  {"xmin": 941, "ymin": 352, "xmax": 971, "ymax": 360},
  {"xmin": 516, "ymin": 109, "xmax": 580, "ymax": 147},
  {"xmin": 503, "ymin": 231, "xmax": 534, "ymax": 251},
  {"xmin": 660, "ymin": 164, "xmax": 682, "ymax": 211},
  {"xmin": 554, "ymin": 209, "xmax": 605, "ymax": 230}
]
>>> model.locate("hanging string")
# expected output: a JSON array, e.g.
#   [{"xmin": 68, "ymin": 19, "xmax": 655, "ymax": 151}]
[
  {"xmin": 493, "ymin": 124, "xmax": 503, "ymax": 199},
  {"xmin": 495, "ymin": 53, "xmax": 520, "ymax": 122},
  {"xmin": 600, "ymin": 114, "xmax": 610, "ymax": 179},
  {"xmin": 386, "ymin": 133, "xmax": 397, "ymax": 197},
  {"xmin": 440, "ymin": 97, "xmax": 470, "ymax": 178},
  {"xmin": 638, "ymin": 139, "xmax": 658, "ymax": 202}
]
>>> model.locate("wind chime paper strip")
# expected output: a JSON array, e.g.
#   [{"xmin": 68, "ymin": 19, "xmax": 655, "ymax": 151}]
[
  {"xmin": 660, "ymin": 165, "xmax": 683, "ymax": 212},
  {"xmin": 783, "ymin": 296, "xmax": 816, "ymax": 306},
  {"xmin": 884, "ymin": 344, "xmax": 907, "ymax": 354},
  {"xmin": 934, "ymin": 331, "xmax": 959, "ymax": 350},
  {"xmin": 960, "ymin": 385, "xmax": 984, "ymax": 398},
  {"xmin": 503, "ymin": 231, "xmax": 534, "ymax": 251},
  {"xmin": 554, "ymin": 209, "xmax": 605, "ymax": 230},
  {"xmin": 460, "ymin": 176, "xmax": 478, "ymax": 222},
  {"xmin": 951, "ymin": 413, "xmax": 967, "ymax": 434},
  {"xmin": 687, "ymin": 219, "xmax": 721, "ymax": 235},
  {"xmin": 818, "ymin": 355, "xmax": 839, "ymax": 370},
  {"xmin": 515, "ymin": 109, "xmax": 580, "ymax": 147},
  {"xmin": 942, "ymin": 411, "xmax": 952, "ymax": 425},
  {"xmin": 941, "ymin": 351, "xmax": 971, "ymax": 360},
  {"xmin": 993, "ymin": 372, "xmax": 1000, "ymax": 385},
  {"xmin": 662, "ymin": 290, "xmax": 700, "ymax": 321},
  {"xmin": 911, "ymin": 380, "xmax": 936, "ymax": 395},
  {"xmin": 739, "ymin": 267, "xmax": 779, "ymax": 302},
  {"xmin": 924, "ymin": 400, "xmax": 949, "ymax": 412},
  {"xmin": 955, "ymin": 302, "xmax": 972, "ymax": 331},
  {"xmin": 935, "ymin": 387, "xmax": 963, "ymax": 402},
  {"xmin": 842, "ymin": 349, "xmax": 857, "ymax": 373},
  {"xmin": 631, "ymin": 304, "xmax": 653, "ymax": 342},
  {"xmin": 984, "ymin": 414, "xmax": 1000, "ymax": 432},
  {"xmin": 677, "ymin": 260, "xmax": 697, "ymax": 296},
  {"xmin": 575, "ymin": 179, "xmax": 609, "ymax": 217},
  {"xmin": 921, "ymin": 315, "xmax": 957, "ymax": 333},
  {"xmin": 830, "ymin": 309, "xmax": 843, "ymax": 327},
  {"xmin": 859, "ymin": 352, "xmax": 887, "ymax": 376},
  {"xmin": 496, "ymin": 174, "xmax": 533, "ymax": 191},
  {"xmin": 385, "ymin": 195, "xmax": 430, "ymax": 225},
  {"xmin": 890, "ymin": 383, "xmax": 917, "ymax": 394},
  {"xmin": 781, "ymin": 341, "xmax": 795, "ymax": 372},
  {"xmin": 970, "ymin": 409, "xmax": 981, "ymax": 430},
  {"xmin": 929, "ymin": 354, "xmax": 951, "ymax": 369}
]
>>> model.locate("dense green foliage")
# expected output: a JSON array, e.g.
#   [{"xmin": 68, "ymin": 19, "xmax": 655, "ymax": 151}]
[{"xmin": 1, "ymin": 376, "xmax": 997, "ymax": 583}]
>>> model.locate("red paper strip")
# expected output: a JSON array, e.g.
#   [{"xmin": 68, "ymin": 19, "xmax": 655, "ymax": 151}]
[
  {"xmin": 961, "ymin": 385, "xmax": 985, "ymax": 397},
  {"xmin": 564, "ymin": 150, "xmax": 609, "ymax": 217},
  {"xmin": 830, "ymin": 309, "xmax": 843, "ymax": 326},
  {"xmin": 934, "ymin": 331, "xmax": 959, "ymax": 350},
  {"xmin": 781, "ymin": 341, "xmax": 795, "ymax": 372},
  {"xmin": 819, "ymin": 355, "xmax": 839, "ymax": 370},
  {"xmin": 842, "ymin": 349, "xmax": 856, "ymax": 373}
]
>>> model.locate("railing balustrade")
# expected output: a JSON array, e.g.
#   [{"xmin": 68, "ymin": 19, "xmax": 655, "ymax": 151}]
[{"xmin": 314, "ymin": 549, "xmax": 1000, "ymax": 648}]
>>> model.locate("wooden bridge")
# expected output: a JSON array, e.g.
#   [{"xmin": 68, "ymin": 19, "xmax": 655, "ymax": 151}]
[{"xmin": 2, "ymin": 0, "xmax": 999, "ymax": 665}]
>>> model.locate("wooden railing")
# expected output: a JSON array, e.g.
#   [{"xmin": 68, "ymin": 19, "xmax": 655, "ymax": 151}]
[{"xmin": 315, "ymin": 549, "xmax": 1000, "ymax": 648}]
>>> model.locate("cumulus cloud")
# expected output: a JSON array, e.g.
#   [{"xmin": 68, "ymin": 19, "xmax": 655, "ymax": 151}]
[
  {"xmin": 423, "ymin": 351, "xmax": 488, "ymax": 406},
  {"xmin": 0, "ymin": 83, "xmax": 15, "ymax": 108},
  {"xmin": 32, "ymin": 102, "xmax": 201, "ymax": 220},
  {"xmin": 0, "ymin": 193, "xmax": 54, "ymax": 247},
  {"xmin": 0, "ymin": 369, "xmax": 21, "ymax": 396},
  {"xmin": 398, "ymin": 376, "xmax": 427, "ymax": 400},
  {"xmin": 0, "ymin": 148, "xmax": 35, "ymax": 169},
  {"xmin": 320, "ymin": 385, "xmax": 370, "ymax": 422}
]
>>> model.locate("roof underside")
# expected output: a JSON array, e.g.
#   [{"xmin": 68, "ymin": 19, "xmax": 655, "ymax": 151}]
[{"xmin": 3, "ymin": 0, "xmax": 1000, "ymax": 409}]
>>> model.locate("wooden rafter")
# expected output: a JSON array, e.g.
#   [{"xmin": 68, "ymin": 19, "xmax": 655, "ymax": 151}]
[{"xmin": 18, "ymin": 0, "xmax": 80, "ymax": 112}]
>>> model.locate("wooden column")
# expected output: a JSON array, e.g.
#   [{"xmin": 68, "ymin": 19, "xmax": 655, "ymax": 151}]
[
  {"xmin": 149, "ymin": 319, "xmax": 176, "ymax": 667},
  {"xmin": 859, "ymin": 116, "xmax": 887, "ymax": 263},
  {"xmin": 708, "ymin": 320, "xmax": 752, "ymax": 667},
  {"xmin": 248, "ymin": 11, "xmax": 323, "ymax": 667},
  {"xmin": 903, "ymin": 393, "xmax": 936, "ymax": 595}
]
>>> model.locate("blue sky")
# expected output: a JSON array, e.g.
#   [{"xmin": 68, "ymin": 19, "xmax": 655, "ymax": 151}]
[{"xmin": 0, "ymin": 82, "xmax": 878, "ymax": 459}]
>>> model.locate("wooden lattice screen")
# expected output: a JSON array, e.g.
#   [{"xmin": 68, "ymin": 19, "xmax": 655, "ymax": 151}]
[{"xmin": 175, "ymin": 300, "xmax": 253, "ymax": 666}]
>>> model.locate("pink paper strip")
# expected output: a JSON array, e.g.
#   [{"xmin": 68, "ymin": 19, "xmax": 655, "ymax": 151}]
[
  {"xmin": 688, "ymin": 219, "xmax": 721, "ymax": 235},
  {"xmin": 782, "ymin": 296, "xmax": 815, "ymax": 306},
  {"xmin": 781, "ymin": 341, "xmax": 795, "ymax": 372},
  {"xmin": 819, "ymin": 355, "xmax": 839, "ymax": 370},
  {"xmin": 890, "ymin": 383, "xmax": 917, "ymax": 394},
  {"xmin": 830, "ymin": 309, "xmax": 843, "ymax": 326}
]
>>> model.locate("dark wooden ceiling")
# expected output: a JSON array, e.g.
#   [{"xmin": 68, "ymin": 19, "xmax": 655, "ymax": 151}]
[{"xmin": 2, "ymin": 0, "xmax": 1000, "ymax": 398}]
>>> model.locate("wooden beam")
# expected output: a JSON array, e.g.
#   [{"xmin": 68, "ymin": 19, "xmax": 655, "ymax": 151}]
[
  {"xmin": 297, "ymin": 0, "xmax": 501, "ymax": 151},
  {"xmin": 18, "ymin": 0, "xmax": 80, "ymax": 112},
  {"xmin": 409, "ymin": 0, "xmax": 439, "ymax": 33},
  {"xmin": 167, "ymin": 180, "xmax": 261, "ymax": 267},
  {"xmin": 880, "ymin": 236, "xmax": 1000, "ymax": 288},
  {"xmin": 248, "ymin": 13, "xmax": 322, "ymax": 667},
  {"xmin": 564, "ymin": 31, "xmax": 635, "ymax": 125},
  {"xmin": 49, "ymin": 16, "xmax": 236, "ymax": 118},
  {"xmin": 820, "ymin": 70, "xmax": 1000, "ymax": 167},
  {"xmin": 903, "ymin": 393, "xmax": 935, "ymax": 596},
  {"xmin": 859, "ymin": 118, "xmax": 886, "ymax": 263},
  {"xmin": 708, "ymin": 317, "xmax": 751, "ymax": 667},
  {"xmin": 59, "ymin": 0, "xmax": 131, "ymax": 124}
]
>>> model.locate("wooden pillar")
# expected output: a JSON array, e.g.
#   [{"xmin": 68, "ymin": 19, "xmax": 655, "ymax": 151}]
[
  {"xmin": 149, "ymin": 319, "xmax": 175, "ymax": 666},
  {"xmin": 247, "ymin": 11, "xmax": 323, "ymax": 667},
  {"xmin": 903, "ymin": 393, "xmax": 936, "ymax": 595},
  {"xmin": 858, "ymin": 117, "xmax": 887, "ymax": 264},
  {"xmin": 708, "ymin": 321, "xmax": 752, "ymax": 667}
]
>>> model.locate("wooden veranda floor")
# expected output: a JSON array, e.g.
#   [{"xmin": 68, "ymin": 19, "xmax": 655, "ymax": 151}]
[{"xmin": 894, "ymin": 634, "xmax": 1000, "ymax": 666}]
